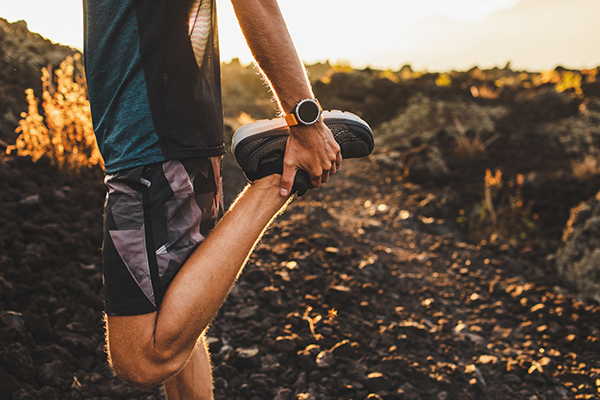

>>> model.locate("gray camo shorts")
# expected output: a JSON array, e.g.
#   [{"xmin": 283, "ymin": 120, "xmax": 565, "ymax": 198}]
[{"xmin": 101, "ymin": 157, "xmax": 223, "ymax": 316}]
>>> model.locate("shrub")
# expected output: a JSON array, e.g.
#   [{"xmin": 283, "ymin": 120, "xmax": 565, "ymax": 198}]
[
  {"xmin": 435, "ymin": 73, "xmax": 452, "ymax": 87},
  {"xmin": 453, "ymin": 117, "xmax": 485, "ymax": 160},
  {"xmin": 457, "ymin": 169, "xmax": 536, "ymax": 243},
  {"xmin": 6, "ymin": 55, "xmax": 103, "ymax": 172}
]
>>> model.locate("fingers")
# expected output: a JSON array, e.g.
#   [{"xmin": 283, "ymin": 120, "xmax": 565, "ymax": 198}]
[
  {"xmin": 280, "ymin": 161, "xmax": 339, "ymax": 196},
  {"xmin": 280, "ymin": 163, "xmax": 296, "ymax": 197},
  {"xmin": 309, "ymin": 170, "xmax": 322, "ymax": 189},
  {"xmin": 330, "ymin": 161, "xmax": 338, "ymax": 176}
]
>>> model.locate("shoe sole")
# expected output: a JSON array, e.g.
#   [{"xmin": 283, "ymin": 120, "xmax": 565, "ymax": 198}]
[{"xmin": 232, "ymin": 110, "xmax": 374, "ymax": 158}]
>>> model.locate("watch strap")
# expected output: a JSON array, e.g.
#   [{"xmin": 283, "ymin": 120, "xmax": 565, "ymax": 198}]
[{"xmin": 284, "ymin": 113, "xmax": 299, "ymax": 126}]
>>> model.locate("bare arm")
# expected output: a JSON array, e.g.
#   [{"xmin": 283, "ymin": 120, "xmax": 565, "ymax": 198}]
[{"xmin": 230, "ymin": 0, "xmax": 342, "ymax": 195}]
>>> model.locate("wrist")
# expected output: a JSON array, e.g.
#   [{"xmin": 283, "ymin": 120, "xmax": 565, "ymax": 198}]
[{"xmin": 288, "ymin": 120, "xmax": 325, "ymax": 138}]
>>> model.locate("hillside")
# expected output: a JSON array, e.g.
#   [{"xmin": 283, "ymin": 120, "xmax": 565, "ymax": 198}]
[{"xmin": 1, "ymin": 17, "xmax": 600, "ymax": 400}]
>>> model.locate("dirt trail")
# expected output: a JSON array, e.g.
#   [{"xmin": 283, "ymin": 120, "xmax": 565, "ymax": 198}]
[{"xmin": 1, "ymin": 154, "xmax": 598, "ymax": 400}]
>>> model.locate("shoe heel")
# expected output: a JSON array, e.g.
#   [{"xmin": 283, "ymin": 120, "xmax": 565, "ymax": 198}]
[{"xmin": 293, "ymin": 170, "xmax": 311, "ymax": 196}]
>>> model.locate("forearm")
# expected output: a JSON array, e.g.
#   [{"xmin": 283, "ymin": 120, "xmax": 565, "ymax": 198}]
[{"xmin": 230, "ymin": 0, "xmax": 313, "ymax": 114}]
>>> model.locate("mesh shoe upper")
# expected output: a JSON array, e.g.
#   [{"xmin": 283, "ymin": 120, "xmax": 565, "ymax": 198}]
[{"xmin": 232, "ymin": 110, "xmax": 374, "ymax": 194}]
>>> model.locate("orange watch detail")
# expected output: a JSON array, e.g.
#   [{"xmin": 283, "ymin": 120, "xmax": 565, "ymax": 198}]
[
  {"xmin": 284, "ymin": 113, "xmax": 299, "ymax": 126},
  {"xmin": 284, "ymin": 99, "xmax": 322, "ymax": 127}
]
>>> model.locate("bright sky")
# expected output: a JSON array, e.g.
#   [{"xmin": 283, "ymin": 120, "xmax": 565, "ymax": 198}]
[{"xmin": 1, "ymin": 0, "xmax": 598, "ymax": 71}]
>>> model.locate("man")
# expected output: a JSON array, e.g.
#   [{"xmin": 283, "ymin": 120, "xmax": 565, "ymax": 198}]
[{"xmin": 83, "ymin": 0, "xmax": 373, "ymax": 398}]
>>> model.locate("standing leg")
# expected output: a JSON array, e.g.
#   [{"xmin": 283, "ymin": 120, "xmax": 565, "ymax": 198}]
[{"xmin": 163, "ymin": 336, "xmax": 213, "ymax": 400}]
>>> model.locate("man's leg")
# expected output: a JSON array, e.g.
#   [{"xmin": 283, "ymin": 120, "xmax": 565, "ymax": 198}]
[
  {"xmin": 104, "ymin": 174, "xmax": 290, "ymax": 394},
  {"xmin": 163, "ymin": 337, "xmax": 213, "ymax": 400}
]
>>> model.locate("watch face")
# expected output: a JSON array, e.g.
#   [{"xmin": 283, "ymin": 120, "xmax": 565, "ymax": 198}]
[{"xmin": 297, "ymin": 100, "xmax": 321, "ymax": 124}]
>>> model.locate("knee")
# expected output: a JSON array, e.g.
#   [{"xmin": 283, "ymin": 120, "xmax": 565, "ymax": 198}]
[
  {"xmin": 109, "ymin": 350, "xmax": 182, "ymax": 388},
  {"xmin": 103, "ymin": 313, "xmax": 191, "ymax": 388}
]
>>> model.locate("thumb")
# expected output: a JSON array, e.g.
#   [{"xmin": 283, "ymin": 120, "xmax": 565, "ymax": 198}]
[{"xmin": 280, "ymin": 163, "xmax": 296, "ymax": 197}]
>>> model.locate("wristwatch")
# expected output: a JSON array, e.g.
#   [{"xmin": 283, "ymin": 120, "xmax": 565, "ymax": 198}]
[{"xmin": 284, "ymin": 99, "xmax": 322, "ymax": 126}]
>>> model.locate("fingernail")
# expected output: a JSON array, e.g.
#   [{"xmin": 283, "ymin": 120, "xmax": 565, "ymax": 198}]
[{"xmin": 281, "ymin": 188, "xmax": 289, "ymax": 197}]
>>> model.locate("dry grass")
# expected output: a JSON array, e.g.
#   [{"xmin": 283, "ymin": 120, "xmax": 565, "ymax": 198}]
[
  {"xmin": 453, "ymin": 117, "xmax": 485, "ymax": 160},
  {"xmin": 6, "ymin": 55, "xmax": 103, "ymax": 172}
]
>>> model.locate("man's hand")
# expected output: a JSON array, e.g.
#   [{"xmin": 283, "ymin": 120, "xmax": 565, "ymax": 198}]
[{"xmin": 279, "ymin": 121, "xmax": 342, "ymax": 197}]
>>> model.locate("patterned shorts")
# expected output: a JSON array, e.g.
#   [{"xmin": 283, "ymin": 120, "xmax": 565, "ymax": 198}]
[{"xmin": 102, "ymin": 157, "xmax": 223, "ymax": 316}]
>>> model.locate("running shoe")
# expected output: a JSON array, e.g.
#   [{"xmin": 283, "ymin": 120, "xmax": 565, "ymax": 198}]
[{"xmin": 232, "ymin": 110, "xmax": 374, "ymax": 195}]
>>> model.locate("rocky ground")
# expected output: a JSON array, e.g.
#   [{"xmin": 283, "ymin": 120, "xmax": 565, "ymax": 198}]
[{"xmin": 1, "ymin": 153, "xmax": 599, "ymax": 400}]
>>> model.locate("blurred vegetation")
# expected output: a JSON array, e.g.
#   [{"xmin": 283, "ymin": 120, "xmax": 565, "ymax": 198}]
[
  {"xmin": 6, "ymin": 55, "xmax": 102, "ymax": 173},
  {"xmin": 457, "ymin": 169, "xmax": 536, "ymax": 244}
]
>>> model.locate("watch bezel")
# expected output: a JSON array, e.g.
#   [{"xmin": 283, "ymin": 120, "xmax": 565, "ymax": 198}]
[{"xmin": 294, "ymin": 98, "xmax": 322, "ymax": 125}]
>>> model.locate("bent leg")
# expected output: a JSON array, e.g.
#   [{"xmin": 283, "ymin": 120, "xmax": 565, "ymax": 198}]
[{"xmin": 105, "ymin": 174, "xmax": 290, "ymax": 389}]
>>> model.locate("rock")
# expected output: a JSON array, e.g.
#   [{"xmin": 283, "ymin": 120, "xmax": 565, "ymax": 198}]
[
  {"xmin": 555, "ymin": 191, "xmax": 600, "ymax": 301},
  {"xmin": 37, "ymin": 361, "xmax": 63, "ymax": 387},
  {"xmin": 0, "ymin": 366, "xmax": 20, "ymax": 400},
  {"xmin": 32, "ymin": 344, "xmax": 75, "ymax": 366},
  {"xmin": 260, "ymin": 354, "xmax": 281, "ymax": 373},
  {"xmin": 0, "ymin": 311, "xmax": 26, "ymax": 334},
  {"xmin": 315, "ymin": 350, "xmax": 335, "ymax": 369},
  {"xmin": 234, "ymin": 347, "xmax": 260, "ymax": 369},
  {"xmin": 294, "ymin": 392, "xmax": 317, "ymax": 400},
  {"xmin": 274, "ymin": 387, "xmax": 293, "ymax": 400},
  {"xmin": 396, "ymin": 382, "xmax": 421, "ymax": 400},
  {"xmin": 330, "ymin": 339, "xmax": 358, "ymax": 359},
  {"xmin": 503, "ymin": 373, "xmax": 522, "ymax": 384},
  {"xmin": 58, "ymin": 332, "xmax": 96, "ymax": 357},
  {"xmin": 237, "ymin": 305, "xmax": 259, "ymax": 320},
  {"xmin": 274, "ymin": 335, "xmax": 298, "ymax": 352},
  {"xmin": 243, "ymin": 268, "xmax": 268, "ymax": 284},
  {"xmin": 366, "ymin": 372, "xmax": 392, "ymax": 392},
  {"xmin": 293, "ymin": 371, "xmax": 307, "ymax": 390},
  {"xmin": 402, "ymin": 144, "xmax": 450, "ymax": 183},
  {"xmin": 297, "ymin": 344, "xmax": 321, "ymax": 369},
  {"xmin": 326, "ymin": 284, "xmax": 352, "ymax": 303},
  {"xmin": 22, "ymin": 312, "xmax": 52, "ymax": 340},
  {"xmin": 18, "ymin": 194, "xmax": 41, "ymax": 211},
  {"xmin": 0, "ymin": 342, "xmax": 34, "ymax": 382},
  {"xmin": 0, "ymin": 276, "xmax": 14, "ymax": 305},
  {"xmin": 374, "ymin": 150, "xmax": 403, "ymax": 170},
  {"xmin": 213, "ymin": 376, "xmax": 227, "ymax": 389}
]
